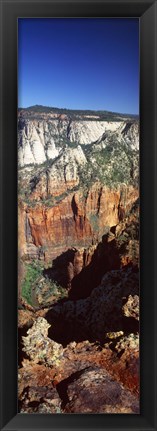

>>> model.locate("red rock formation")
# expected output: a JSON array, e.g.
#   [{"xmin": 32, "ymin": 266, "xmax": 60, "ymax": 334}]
[
  {"xmin": 18, "ymin": 183, "xmax": 138, "ymax": 261},
  {"xmin": 18, "ymin": 325, "xmax": 139, "ymax": 413}
]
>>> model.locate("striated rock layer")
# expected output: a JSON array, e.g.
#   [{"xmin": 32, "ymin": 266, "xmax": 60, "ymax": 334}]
[
  {"xmin": 19, "ymin": 184, "xmax": 138, "ymax": 261},
  {"xmin": 18, "ymin": 108, "xmax": 139, "ymax": 263},
  {"xmin": 18, "ymin": 114, "xmax": 137, "ymax": 167}
]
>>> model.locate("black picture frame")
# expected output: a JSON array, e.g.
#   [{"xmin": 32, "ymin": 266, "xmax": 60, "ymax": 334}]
[{"xmin": 0, "ymin": 0, "xmax": 157, "ymax": 430}]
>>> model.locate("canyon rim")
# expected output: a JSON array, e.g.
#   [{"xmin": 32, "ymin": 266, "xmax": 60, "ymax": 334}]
[{"xmin": 18, "ymin": 18, "xmax": 139, "ymax": 414}]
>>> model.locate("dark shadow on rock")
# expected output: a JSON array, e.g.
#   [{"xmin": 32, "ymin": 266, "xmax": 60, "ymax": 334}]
[
  {"xmin": 45, "ymin": 263, "xmax": 139, "ymax": 347},
  {"xmin": 42, "ymin": 232, "xmax": 121, "ymax": 301},
  {"xmin": 69, "ymin": 234, "xmax": 121, "ymax": 300},
  {"xmin": 41, "ymin": 220, "xmax": 139, "ymax": 347},
  {"xmin": 71, "ymin": 195, "xmax": 78, "ymax": 218},
  {"xmin": 43, "ymin": 248, "xmax": 77, "ymax": 289},
  {"xmin": 56, "ymin": 367, "xmax": 91, "ymax": 409},
  {"xmin": 46, "ymin": 304, "xmax": 94, "ymax": 347},
  {"xmin": 43, "ymin": 214, "xmax": 138, "ymax": 302},
  {"xmin": 122, "ymin": 316, "xmax": 139, "ymax": 334}
]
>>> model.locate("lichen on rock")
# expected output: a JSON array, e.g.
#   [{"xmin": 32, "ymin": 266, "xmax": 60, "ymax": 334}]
[
  {"xmin": 122, "ymin": 294, "xmax": 139, "ymax": 321},
  {"xmin": 22, "ymin": 317, "xmax": 63, "ymax": 366}
]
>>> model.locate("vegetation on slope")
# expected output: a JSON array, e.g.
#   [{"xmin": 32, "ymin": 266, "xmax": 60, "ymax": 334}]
[
  {"xmin": 18, "ymin": 104, "xmax": 138, "ymax": 122},
  {"xmin": 21, "ymin": 261, "xmax": 68, "ymax": 306}
]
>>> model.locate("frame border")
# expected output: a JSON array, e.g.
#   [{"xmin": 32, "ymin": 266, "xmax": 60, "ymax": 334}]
[{"xmin": 0, "ymin": 1, "xmax": 157, "ymax": 430}]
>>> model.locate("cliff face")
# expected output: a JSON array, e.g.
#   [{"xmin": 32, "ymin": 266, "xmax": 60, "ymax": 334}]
[
  {"xmin": 18, "ymin": 108, "xmax": 139, "ymax": 261},
  {"xmin": 18, "ymin": 116, "xmax": 127, "ymax": 167},
  {"xmin": 19, "ymin": 184, "xmax": 138, "ymax": 261},
  {"xmin": 18, "ymin": 107, "xmax": 140, "ymax": 414},
  {"xmin": 41, "ymin": 201, "xmax": 139, "ymax": 302}
]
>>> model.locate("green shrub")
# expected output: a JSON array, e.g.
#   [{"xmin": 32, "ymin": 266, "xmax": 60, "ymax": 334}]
[{"xmin": 21, "ymin": 262, "xmax": 43, "ymax": 305}]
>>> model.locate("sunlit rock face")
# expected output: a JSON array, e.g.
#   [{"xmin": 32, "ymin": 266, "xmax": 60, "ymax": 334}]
[
  {"xmin": 18, "ymin": 108, "xmax": 139, "ymax": 261},
  {"xmin": 18, "ymin": 117, "xmax": 124, "ymax": 167},
  {"xmin": 18, "ymin": 107, "xmax": 139, "ymax": 167},
  {"xmin": 18, "ymin": 184, "xmax": 138, "ymax": 262},
  {"xmin": 18, "ymin": 107, "xmax": 140, "ymax": 415},
  {"xmin": 22, "ymin": 317, "xmax": 63, "ymax": 366}
]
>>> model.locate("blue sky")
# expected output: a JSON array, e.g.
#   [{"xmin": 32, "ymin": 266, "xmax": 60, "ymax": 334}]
[{"xmin": 18, "ymin": 18, "xmax": 139, "ymax": 114}]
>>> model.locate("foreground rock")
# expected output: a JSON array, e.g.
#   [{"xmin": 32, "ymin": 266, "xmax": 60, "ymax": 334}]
[
  {"xmin": 18, "ymin": 335, "xmax": 139, "ymax": 413},
  {"xmin": 18, "ymin": 289, "xmax": 139, "ymax": 413},
  {"xmin": 62, "ymin": 366, "xmax": 139, "ymax": 414},
  {"xmin": 22, "ymin": 317, "xmax": 63, "ymax": 366},
  {"xmin": 18, "ymin": 361, "xmax": 61, "ymax": 413}
]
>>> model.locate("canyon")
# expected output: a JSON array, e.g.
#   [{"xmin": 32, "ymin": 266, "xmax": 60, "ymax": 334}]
[{"xmin": 18, "ymin": 106, "xmax": 139, "ymax": 414}]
